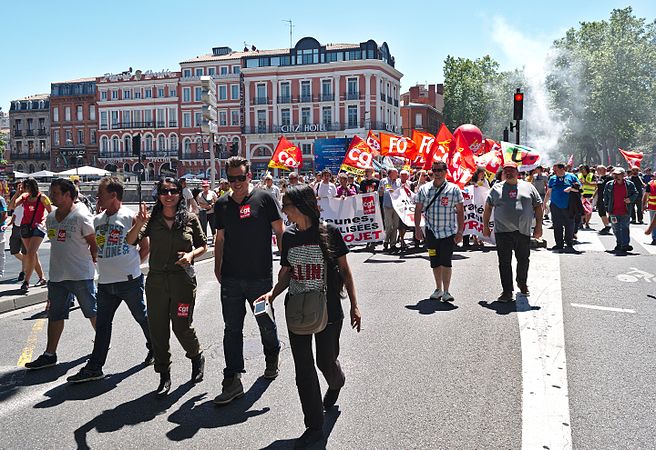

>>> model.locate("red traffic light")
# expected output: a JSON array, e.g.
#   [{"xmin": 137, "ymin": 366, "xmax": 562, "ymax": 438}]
[{"xmin": 514, "ymin": 93, "xmax": 524, "ymax": 102}]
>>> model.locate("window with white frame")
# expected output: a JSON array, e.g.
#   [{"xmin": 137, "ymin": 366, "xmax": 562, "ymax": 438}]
[
  {"xmin": 195, "ymin": 68, "xmax": 203, "ymax": 76},
  {"xmin": 123, "ymin": 89, "xmax": 131, "ymax": 100},
  {"xmin": 145, "ymin": 88, "xmax": 152, "ymax": 99},
  {"xmin": 301, "ymin": 107, "xmax": 311, "ymax": 125},
  {"xmin": 322, "ymin": 107, "xmax": 332, "ymax": 125},
  {"xmin": 89, "ymin": 105, "xmax": 96, "ymax": 121},
  {"xmin": 158, "ymin": 135, "xmax": 165, "ymax": 150},
  {"xmin": 415, "ymin": 113, "xmax": 423, "ymax": 127},
  {"xmin": 220, "ymin": 66, "xmax": 228, "ymax": 75},
  {"xmin": 257, "ymin": 110, "xmax": 267, "ymax": 131},
  {"xmin": 65, "ymin": 130, "xmax": 72, "ymax": 144},
  {"xmin": 77, "ymin": 129, "xmax": 84, "ymax": 144},
  {"xmin": 169, "ymin": 87, "xmax": 176, "ymax": 97},
  {"xmin": 156, "ymin": 108, "xmax": 164, "ymax": 126},
  {"xmin": 208, "ymin": 67, "xmax": 216, "ymax": 76},
  {"xmin": 170, "ymin": 135, "xmax": 178, "ymax": 151},
  {"xmin": 183, "ymin": 112, "xmax": 191, "ymax": 128},
  {"xmin": 135, "ymin": 89, "xmax": 142, "ymax": 99},
  {"xmin": 232, "ymin": 66, "xmax": 240, "ymax": 74},
  {"xmin": 347, "ymin": 105, "xmax": 358, "ymax": 127},
  {"xmin": 219, "ymin": 111, "xmax": 227, "ymax": 126},
  {"xmin": 90, "ymin": 129, "xmax": 96, "ymax": 144},
  {"xmin": 101, "ymin": 136, "xmax": 108, "ymax": 152},
  {"xmin": 195, "ymin": 87, "xmax": 202, "ymax": 102},
  {"xmin": 231, "ymin": 84, "xmax": 239, "ymax": 100},
  {"xmin": 231, "ymin": 110, "xmax": 239, "ymax": 126},
  {"xmin": 281, "ymin": 108, "xmax": 291, "ymax": 126},
  {"xmin": 77, "ymin": 105, "xmax": 83, "ymax": 121},
  {"xmin": 111, "ymin": 111, "xmax": 119, "ymax": 127},
  {"xmin": 112, "ymin": 136, "xmax": 120, "ymax": 152},
  {"xmin": 53, "ymin": 130, "xmax": 60, "ymax": 146},
  {"xmin": 183, "ymin": 87, "xmax": 191, "ymax": 102},
  {"xmin": 183, "ymin": 69, "xmax": 192, "ymax": 78},
  {"xmin": 195, "ymin": 112, "xmax": 202, "ymax": 127},
  {"xmin": 65, "ymin": 107, "xmax": 71, "ymax": 121},
  {"xmin": 301, "ymin": 143, "xmax": 312, "ymax": 155},
  {"xmin": 100, "ymin": 111, "xmax": 108, "ymax": 130},
  {"xmin": 183, "ymin": 138, "xmax": 191, "ymax": 153},
  {"xmin": 53, "ymin": 107, "xmax": 59, "ymax": 122},
  {"xmin": 123, "ymin": 110, "xmax": 131, "ymax": 126},
  {"xmin": 144, "ymin": 110, "xmax": 152, "ymax": 125},
  {"xmin": 300, "ymin": 81, "xmax": 311, "ymax": 101},
  {"xmin": 100, "ymin": 91, "xmax": 107, "ymax": 101},
  {"xmin": 218, "ymin": 85, "xmax": 227, "ymax": 101},
  {"xmin": 134, "ymin": 110, "xmax": 142, "ymax": 124},
  {"xmin": 144, "ymin": 135, "xmax": 153, "ymax": 152},
  {"xmin": 168, "ymin": 108, "xmax": 177, "ymax": 127},
  {"xmin": 111, "ymin": 90, "xmax": 118, "ymax": 100}
]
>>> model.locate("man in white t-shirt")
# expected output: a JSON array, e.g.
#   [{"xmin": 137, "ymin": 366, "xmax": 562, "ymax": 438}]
[
  {"xmin": 0, "ymin": 196, "xmax": 7, "ymax": 278},
  {"xmin": 25, "ymin": 178, "xmax": 98, "ymax": 370},
  {"xmin": 181, "ymin": 179, "xmax": 194, "ymax": 212},
  {"xmin": 315, "ymin": 168, "xmax": 337, "ymax": 199},
  {"xmin": 9, "ymin": 203, "xmax": 27, "ymax": 281},
  {"xmin": 261, "ymin": 174, "xmax": 281, "ymax": 204},
  {"xmin": 67, "ymin": 177, "xmax": 153, "ymax": 383}
]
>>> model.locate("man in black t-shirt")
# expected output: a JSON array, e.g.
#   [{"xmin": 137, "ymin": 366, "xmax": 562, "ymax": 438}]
[
  {"xmin": 358, "ymin": 167, "xmax": 380, "ymax": 194},
  {"xmin": 596, "ymin": 165, "xmax": 613, "ymax": 234},
  {"xmin": 213, "ymin": 156, "xmax": 284, "ymax": 405}
]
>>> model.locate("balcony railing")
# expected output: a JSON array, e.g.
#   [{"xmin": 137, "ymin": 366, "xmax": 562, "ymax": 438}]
[
  {"xmin": 387, "ymin": 95, "xmax": 393, "ymax": 105},
  {"xmin": 13, "ymin": 130, "xmax": 22, "ymax": 137},
  {"xmin": 277, "ymin": 95, "xmax": 292, "ymax": 104},
  {"xmin": 394, "ymin": 99, "xmax": 399, "ymax": 107},
  {"xmin": 98, "ymin": 151, "xmax": 131, "ymax": 159},
  {"xmin": 10, "ymin": 152, "xmax": 50, "ymax": 161},
  {"xmin": 320, "ymin": 93, "xmax": 334, "ymax": 102},
  {"xmin": 370, "ymin": 121, "xmax": 400, "ymax": 133},
  {"xmin": 253, "ymin": 96, "xmax": 270, "ymax": 105},
  {"xmin": 179, "ymin": 151, "xmax": 207, "ymax": 160},
  {"xmin": 168, "ymin": 121, "xmax": 178, "ymax": 127},
  {"xmin": 99, "ymin": 148, "xmax": 179, "ymax": 159},
  {"xmin": 380, "ymin": 93, "xmax": 386, "ymax": 100},
  {"xmin": 243, "ymin": 121, "xmax": 364, "ymax": 134},
  {"xmin": 109, "ymin": 121, "xmax": 176, "ymax": 130},
  {"xmin": 25, "ymin": 129, "xmax": 35, "ymax": 136},
  {"xmin": 37, "ymin": 128, "xmax": 47, "ymax": 135},
  {"xmin": 345, "ymin": 91, "xmax": 360, "ymax": 100},
  {"xmin": 299, "ymin": 94, "xmax": 313, "ymax": 103}
]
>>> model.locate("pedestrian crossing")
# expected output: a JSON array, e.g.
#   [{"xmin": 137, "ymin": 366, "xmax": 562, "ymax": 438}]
[{"xmin": 569, "ymin": 223, "xmax": 656, "ymax": 255}]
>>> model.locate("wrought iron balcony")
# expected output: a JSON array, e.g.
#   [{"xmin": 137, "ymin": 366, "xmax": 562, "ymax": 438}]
[
  {"xmin": 13, "ymin": 130, "xmax": 22, "ymax": 137},
  {"xmin": 253, "ymin": 96, "xmax": 270, "ymax": 105},
  {"xmin": 346, "ymin": 92, "xmax": 360, "ymax": 100},
  {"xmin": 25, "ymin": 129, "xmax": 35, "ymax": 136},
  {"xmin": 37, "ymin": 128, "xmax": 47, "ymax": 135},
  {"xmin": 298, "ymin": 94, "xmax": 313, "ymax": 103},
  {"xmin": 320, "ymin": 93, "xmax": 334, "ymax": 102},
  {"xmin": 10, "ymin": 151, "xmax": 50, "ymax": 160},
  {"xmin": 277, "ymin": 95, "xmax": 292, "ymax": 104},
  {"xmin": 387, "ymin": 95, "xmax": 393, "ymax": 105},
  {"xmin": 179, "ymin": 151, "xmax": 207, "ymax": 160},
  {"xmin": 142, "ymin": 148, "xmax": 179, "ymax": 158},
  {"xmin": 370, "ymin": 121, "xmax": 400, "ymax": 133},
  {"xmin": 98, "ymin": 151, "xmax": 132, "ymax": 159}
]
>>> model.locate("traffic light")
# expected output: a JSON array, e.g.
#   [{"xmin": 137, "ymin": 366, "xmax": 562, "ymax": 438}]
[
  {"xmin": 132, "ymin": 134, "xmax": 141, "ymax": 157},
  {"xmin": 513, "ymin": 90, "xmax": 524, "ymax": 121},
  {"xmin": 503, "ymin": 127, "xmax": 509, "ymax": 142}
]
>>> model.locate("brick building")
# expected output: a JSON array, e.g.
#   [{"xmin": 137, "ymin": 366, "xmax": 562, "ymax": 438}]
[
  {"xmin": 8, "ymin": 94, "xmax": 51, "ymax": 173},
  {"xmin": 400, "ymin": 83, "xmax": 444, "ymax": 136},
  {"xmin": 50, "ymin": 78, "xmax": 98, "ymax": 171}
]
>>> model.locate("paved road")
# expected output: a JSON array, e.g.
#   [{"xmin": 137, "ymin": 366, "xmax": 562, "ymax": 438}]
[{"xmin": 0, "ymin": 217, "xmax": 654, "ymax": 449}]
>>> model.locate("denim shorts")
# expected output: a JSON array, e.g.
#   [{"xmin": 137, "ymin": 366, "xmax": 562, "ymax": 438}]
[{"xmin": 47, "ymin": 279, "xmax": 97, "ymax": 320}]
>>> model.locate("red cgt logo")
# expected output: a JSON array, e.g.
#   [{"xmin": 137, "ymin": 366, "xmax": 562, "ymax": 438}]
[
  {"xmin": 362, "ymin": 195, "xmax": 376, "ymax": 215},
  {"xmin": 177, "ymin": 303, "xmax": 190, "ymax": 318}
]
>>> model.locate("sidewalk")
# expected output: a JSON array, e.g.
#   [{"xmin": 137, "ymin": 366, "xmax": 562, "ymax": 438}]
[{"xmin": 0, "ymin": 246, "xmax": 215, "ymax": 314}]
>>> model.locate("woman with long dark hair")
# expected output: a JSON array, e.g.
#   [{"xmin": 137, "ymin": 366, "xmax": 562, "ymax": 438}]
[
  {"xmin": 9, "ymin": 178, "xmax": 52, "ymax": 292},
  {"xmin": 257, "ymin": 184, "xmax": 362, "ymax": 448},
  {"xmin": 127, "ymin": 177, "xmax": 207, "ymax": 397}
]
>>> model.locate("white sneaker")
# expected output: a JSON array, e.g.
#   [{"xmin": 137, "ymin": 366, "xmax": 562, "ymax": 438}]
[
  {"xmin": 429, "ymin": 289, "xmax": 444, "ymax": 300},
  {"xmin": 441, "ymin": 291, "xmax": 455, "ymax": 302}
]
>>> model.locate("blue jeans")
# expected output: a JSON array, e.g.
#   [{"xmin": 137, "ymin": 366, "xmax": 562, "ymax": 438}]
[
  {"xmin": 220, "ymin": 276, "xmax": 280, "ymax": 377},
  {"xmin": 610, "ymin": 214, "xmax": 631, "ymax": 248},
  {"xmin": 650, "ymin": 211, "xmax": 656, "ymax": 241},
  {"xmin": 87, "ymin": 275, "xmax": 151, "ymax": 371}
]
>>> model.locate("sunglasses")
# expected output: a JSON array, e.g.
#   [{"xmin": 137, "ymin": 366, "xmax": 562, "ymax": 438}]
[
  {"xmin": 432, "ymin": 168, "xmax": 446, "ymax": 173},
  {"xmin": 159, "ymin": 188, "xmax": 180, "ymax": 195},
  {"xmin": 227, "ymin": 174, "xmax": 247, "ymax": 182}
]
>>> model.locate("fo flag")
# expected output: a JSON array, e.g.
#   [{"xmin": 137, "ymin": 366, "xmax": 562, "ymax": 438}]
[
  {"xmin": 448, "ymin": 128, "xmax": 477, "ymax": 188},
  {"xmin": 411, "ymin": 130, "xmax": 435, "ymax": 167},
  {"xmin": 379, "ymin": 132, "xmax": 418, "ymax": 160},
  {"xmin": 423, "ymin": 124, "xmax": 454, "ymax": 170},
  {"xmin": 268, "ymin": 136, "xmax": 302, "ymax": 170},
  {"xmin": 366, "ymin": 130, "xmax": 381, "ymax": 156},
  {"xmin": 340, "ymin": 136, "xmax": 374, "ymax": 176},
  {"xmin": 618, "ymin": 148, "xmax": 643, "ymax": 168}
]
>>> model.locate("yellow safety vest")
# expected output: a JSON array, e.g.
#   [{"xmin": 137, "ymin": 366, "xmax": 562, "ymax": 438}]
[
  {"xmin": 578, "ymin": 172, "xmax": 596, "ymax": 196},
  {"xmin": 647, "ymin": 180, "xmax": 656, "ymax": 211}
]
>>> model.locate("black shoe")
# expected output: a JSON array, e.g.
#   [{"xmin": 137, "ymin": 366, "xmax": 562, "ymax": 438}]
[
  {"xmin": 598, "ymin": 227, "xmax": 612, "ymax": 235},
  {"xmin": 264, "ymin": 354, "xmax": 280, "ymax": 379},
  {"xmin": 622, "ymin": 245, "xmax": 633, "ymax": 252},
  {"xmin": 25, "ymin": 353, "xmax": 57, "ymax": 370},
  {"xmin": 156, "ymin": 372, "xmax": 171, "ymax": 397},
  {"xmin": 323, "ymin": 387, "xmax": 341, "ymax": 410},
  {"xmin": 294, "ymin": 428, "xmax": 324, "ymax": 449},
  {"xmin": 550, "ymin": 245, "xmax": 564, "ymax": 252},
  {"xmin": 17, "ymin": 271, "xmax": 25, "ymax": 282},
  {"xmin": 67, "ymin": 366, "xmax": 104, "ymax": 383},
  {"xmin": 20, "ymin": 282, "xmax": 29, "ymax": 294},
  {"xmin": 191, "ymin": 352, "xmax": 205, "ymax": 383},
  {"xmin": 650, "ymin": 240, "xmax": 656, "ymax": 246},
  {"xmin": 518, "ymin": 283, "xmax": 530, "ymax": 295},
  {"xmin": 144, "ymin": 350, "xmax": 154, "ymax": 366},
  {"xmin": 497, "ymin": 292, "xmax": 514, "ymax": 302}
]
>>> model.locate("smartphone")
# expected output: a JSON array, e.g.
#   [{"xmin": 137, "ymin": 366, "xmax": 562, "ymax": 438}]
[{"xmin": 253, "ymin": 299, "xmax": 267, "ymax": 316}]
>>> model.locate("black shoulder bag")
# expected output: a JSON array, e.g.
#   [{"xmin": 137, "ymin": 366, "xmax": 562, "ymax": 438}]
[{"xmin": 20, "ymin": 194, "xmax": 41, "ymax": 238}]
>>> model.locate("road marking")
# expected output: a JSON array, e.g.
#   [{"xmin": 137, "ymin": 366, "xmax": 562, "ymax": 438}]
[
  {"xmin": 616, "ymin": 267, "xmax": 654, "ymax": 283},
  {"xmin": 517, "ymin": 249, "xmax": 572, "ymax": 449},
  {"xmin": 16, "ymin": 318, "xmax": 46, "ymax": 367},
  {"xmin": 629, "ymin": 224, "xmax": 656, "ymax": 255},
  {"xmin": 574, "ymin": 229, "xmax": 606, "ymax": 253},
  {"xmin": 571, "ymin": 303, "xmax": 636, "ymax": 313}
]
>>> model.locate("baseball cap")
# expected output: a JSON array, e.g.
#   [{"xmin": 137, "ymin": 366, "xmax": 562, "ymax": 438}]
[
  {"xmin": 611, "ymin": 167, "xmax": 626, "ymax": 175},
  {"xmin": 503, "ymin": 161, "xmax": 518, "ymax": 169}
]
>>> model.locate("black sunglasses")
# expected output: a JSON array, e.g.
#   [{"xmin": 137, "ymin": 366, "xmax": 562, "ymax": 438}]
[
  {"xmin": 432, "ymin": 167, "xmax": 446, "ymax": 173},
  {"xmin": 159, "ymin": 188, "xmax": 180, "ymax": 195},
  {"xmin": 227, "ymin": 174, "xmax": 247, "ymax": 182}
]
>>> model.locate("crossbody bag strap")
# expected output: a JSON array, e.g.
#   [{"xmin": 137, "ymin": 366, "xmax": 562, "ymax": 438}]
[
  {"xmin": 28, "ymin": 194, "xmax": 41, "ymax": 228},
  {"xmin": 424, "ymin": 183, "xmax": 448, "ymax": 212}
]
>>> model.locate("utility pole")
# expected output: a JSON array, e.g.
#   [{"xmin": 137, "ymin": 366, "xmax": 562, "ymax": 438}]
[{"xmin": 282, "ymin": 19, "xmax": 293, "ymax": 47}]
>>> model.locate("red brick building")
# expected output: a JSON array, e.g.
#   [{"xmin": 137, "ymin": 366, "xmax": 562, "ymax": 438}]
[{"xmin": 400, "ymin": 83, "xmax": 443, "ymax": 136}]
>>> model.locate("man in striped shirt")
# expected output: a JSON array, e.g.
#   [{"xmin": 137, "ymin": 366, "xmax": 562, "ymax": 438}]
[{"xmin": 414, "ymin": 161, "xmax": 465, "ymax": 302}]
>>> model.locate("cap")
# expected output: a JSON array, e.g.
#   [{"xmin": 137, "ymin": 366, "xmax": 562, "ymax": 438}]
[
  {"xmin": 503, "ymin": 161, "xmax": 518, "ymax": 169},
  {"xmin": 612, "ymin": 167, "xmax": 626, "ymax": 175}
]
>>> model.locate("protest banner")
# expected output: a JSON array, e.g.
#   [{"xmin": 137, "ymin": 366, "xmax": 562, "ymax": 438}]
[
  {"xmin": 462, "ymin": 184, "xmax": 495, "ymax": 244},
  {"xmin": 389, "ymin": 187, "xmax": 425, "ymax": 228}
]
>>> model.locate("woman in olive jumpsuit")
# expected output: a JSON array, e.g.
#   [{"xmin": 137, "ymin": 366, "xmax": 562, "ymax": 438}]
[{"xmin": 128, "ymin": 177, "xmax": 207, "ymax": 397}]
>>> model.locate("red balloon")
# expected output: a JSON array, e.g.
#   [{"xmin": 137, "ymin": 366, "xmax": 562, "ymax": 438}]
[{"xmin": 455, "ymin": 124, "xmax": 484, "ymax": 155}]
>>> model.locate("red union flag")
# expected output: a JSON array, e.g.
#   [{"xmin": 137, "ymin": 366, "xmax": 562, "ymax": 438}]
[
  {"xmin": 268, "ymin": 136, "xmax": 302, "ymax": 170},
  {"xmin": 423, "ymin": 124, "xmax": 454, "ymax": 170},
  {"xmin": 366, "ymin": 130, "xmax": 381, "ymax": 156},
  {"xmin": 411, "ymin": 130, "xmax": 435, "ymax": 167},
  {"xmin": 446, "ymin": 128, "xmax": 477, "ymax": 188},
  {"xmin": 340, "ymin": 136, "xmax": 374, "ymax": 176},
  {"xmin": 475, "ymin": 148, "xmax": 504, "ymax": 180},
  {"xmin": 618, "ymin": 148, "xmax": 643, "ymax": 168},
  {"xmin": 379, "ymin": 132, "xmax": 418, "ymax": 160}
]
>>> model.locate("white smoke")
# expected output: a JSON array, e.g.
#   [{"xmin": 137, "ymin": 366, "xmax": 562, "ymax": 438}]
[{"xmin": 489, "ymin": 16, "xmax": 569, "ymax": 163}]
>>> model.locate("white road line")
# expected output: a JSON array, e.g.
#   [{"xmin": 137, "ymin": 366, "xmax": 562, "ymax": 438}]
[
  {"xmin": 629, "ymin": 224, "xmax": 656, "ymax": 255},
  {"xmin": 570, "ymin": 303, "xmax": 636, "ymax": 313},
  {"xmin": 517, "ymin": 249, "xmax": 572, "ymax": 450},
  {"xmin": 574, "ymin": 230, "xmax": 607, "ymax": 253}
]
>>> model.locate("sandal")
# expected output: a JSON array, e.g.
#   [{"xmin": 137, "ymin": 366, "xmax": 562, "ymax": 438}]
[{"xmin": 34, "ymin": 279, "xmax": 47, "ymax": 287}]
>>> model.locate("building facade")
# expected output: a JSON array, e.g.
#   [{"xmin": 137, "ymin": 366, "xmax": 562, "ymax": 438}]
[
  {"xmin": 50, "ymin": 78, "xmax": 98, "ymax": 171},
  {"xmin": 400, "ymin": 83, "xmax": 444, "ymax": 136},
  {"xmin": 8, "ymin": 94, "xmax": 51, "ymax": 173},
  {"xmin": 96, "ymin": 69, "xmax": 180, "ymax": 180}
]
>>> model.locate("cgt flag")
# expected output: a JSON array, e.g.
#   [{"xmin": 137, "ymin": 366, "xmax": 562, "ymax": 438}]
[
  {"xmin": 447, "ymin": 128, "xmax": 477, "ymax": 188},
  {"xmin": 618, "ymin": 148, "xmax": 643, "ymax": 168},
  {"xmin": 422, "ymin": 124, "xmax": 454, "ymax": 170},
  {"xmin": 268, "ymin": 136, "xmax": 302, "ymax": 171},
  {"xmin": 340, "ymin": 135, "xmax": 374, "ymax": 176},
  {"xmin": 379, "ymin": 132, "xmax": 418, "ymax": 160},
  {"xmin": 366, "ymin": 130, "xmax": 381, "ymax": 156}
]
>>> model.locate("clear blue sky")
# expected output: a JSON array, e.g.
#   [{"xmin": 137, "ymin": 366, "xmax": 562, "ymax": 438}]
[{"xmin": 1, "ymin": 0, "xmax": 654, "ymax": 113}]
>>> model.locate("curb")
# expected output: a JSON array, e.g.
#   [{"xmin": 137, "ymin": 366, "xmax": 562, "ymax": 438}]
[{"xmin": 0, "ymin": 249, "xmax": 215, "ymax": 315}]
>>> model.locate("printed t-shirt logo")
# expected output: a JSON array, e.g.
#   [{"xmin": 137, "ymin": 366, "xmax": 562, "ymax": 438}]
[
  {"xmin": 109, "ymin": 228, "xmax": 120, "ymax": 244},
  {"xmin": 362, "ymin": 195, "xmax": 376, "ymax": 215},
  {"xmin": 508, "ymin": 189, "xmax": 517, "ymax": 199},
  {"xmin": 177, "ymin": 303, "xmax": 190, "ymax": 317},
  {"xmin": 47, "ymin": 228, "xmax": 56, "ymax": 239},
  {"xmin": 57, "ymin": 229, "xmax": 66, "ymax": 242},
  {"xmin": 440, "ymin": 196, "xmax": 449, "ymax": 206},
  {"xmin": 96, "ymin": 233, "xmax": 106, "ymax": 247},
  {"xmin": 239, "ymin": 204, "xmax": 251, "ymax": 219}
]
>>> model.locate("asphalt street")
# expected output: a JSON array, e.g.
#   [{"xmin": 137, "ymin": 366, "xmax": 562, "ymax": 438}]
[{"xmin": 0, "ymin": 216, "xmax": 654, "ymax": 449}]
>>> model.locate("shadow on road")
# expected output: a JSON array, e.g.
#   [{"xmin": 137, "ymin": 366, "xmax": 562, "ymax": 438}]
[
  {"xmin": 34, "ymin": 363, "xmax": 146, "ymax": 408},
  {"xmin": 21, "ymin": 355, "xmax": 88, "ymax": 386},
  {"xmin": 165, "ymin": 376, "xmax": 273, "ymax": 441},
  {"xmin": 0, "ymin": 288, "xmax": 29, "ymax": 297},
  {"xmin": 478, "ymin": 296, "xmax": 541, "ymax": 315},
  {"xmin": 73, "ymin": 381, "xmax": 195, "ymax": 450},
  {"xmin": 260, "ymin": 408, "xmax": 341, "ymax": 450},
  {"xmin": 405, "ymin": 299, "xmax": 458, "ymax": 315}
]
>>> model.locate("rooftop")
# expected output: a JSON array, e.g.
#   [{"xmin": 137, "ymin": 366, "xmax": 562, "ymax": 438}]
[{"xmin": 52, "ymin": 77, "xmax": 97, "ymax": 84}]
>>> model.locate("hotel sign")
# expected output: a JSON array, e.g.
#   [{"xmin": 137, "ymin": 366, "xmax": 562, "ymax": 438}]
[{"xmin": 280, "ymin": 123, "xmax": 328, "ymax": 133}]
